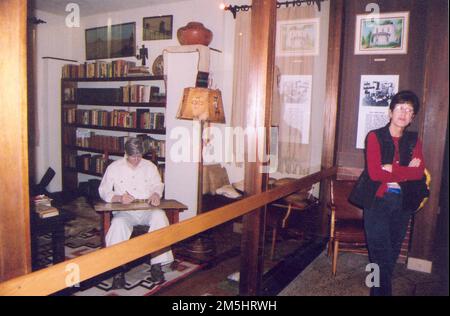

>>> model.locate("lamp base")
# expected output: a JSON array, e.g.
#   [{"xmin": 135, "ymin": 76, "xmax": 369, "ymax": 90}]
[{"xmin": 180, "ymin": 233, "xmax": 216, "ymax": 263}]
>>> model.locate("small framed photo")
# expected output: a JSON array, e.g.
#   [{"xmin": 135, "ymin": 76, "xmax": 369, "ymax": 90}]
[
  {"xmin": 276, "ymin": 18, "xmax": 320, "ymax": 56},
  {"xmin": 354, "ymin": 11, "xmax": 409, "ymax": 55},
  {"xmin": 143, "ymin": 15, "xmax": 173, "ymax": 41}
]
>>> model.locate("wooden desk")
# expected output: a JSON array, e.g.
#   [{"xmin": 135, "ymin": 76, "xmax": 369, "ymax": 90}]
[{"xmin": 94, "ymin": 199, "xmax": 187, "ymax": 247}]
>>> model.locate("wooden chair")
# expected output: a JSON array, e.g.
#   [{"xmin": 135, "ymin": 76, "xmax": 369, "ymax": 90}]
[
  {"xmin": 328, "ymin": 179, "xmax": 367, "ymax": 276},
  {"xmin": 267, "ymin": 178, "xmax": 318, "ymax": 260}
]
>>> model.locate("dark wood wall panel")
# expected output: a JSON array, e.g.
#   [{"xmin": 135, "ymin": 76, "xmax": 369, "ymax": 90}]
[
  {"xmin": 337, "ymin": 0, "xmax": 427, "ymax": 171},
  {"xmin": 410, "ymin": 0, "xmax": 449, "ymax": 260},
  {"xmin": 336, "ymin": 0, "xmax": 449, "ymax": 262}
]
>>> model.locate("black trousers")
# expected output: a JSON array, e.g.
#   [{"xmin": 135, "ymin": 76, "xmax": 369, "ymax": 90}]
[{"xmin": 364, "ymin": 192, "xmax": 411, "ymax": 296}]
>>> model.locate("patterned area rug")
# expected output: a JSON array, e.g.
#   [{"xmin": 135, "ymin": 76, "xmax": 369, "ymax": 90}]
[
  {"xmin": 37, "ymin": 228, "xmax": 203, "ymax": 296},
  {"xmin": 74, "ymin": 260, "xmax": 202, "ymax": 296}
]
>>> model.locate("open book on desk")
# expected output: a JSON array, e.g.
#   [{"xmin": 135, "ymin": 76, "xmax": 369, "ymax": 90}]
[{"xmin": 94, "ymin": 199, "xmax": 187, "ymax": 212}]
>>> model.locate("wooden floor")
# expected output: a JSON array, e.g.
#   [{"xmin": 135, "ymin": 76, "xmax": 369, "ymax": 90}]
[{"xmin": 155, "ymin": 211, "xmax": 324, "ymax": 296}]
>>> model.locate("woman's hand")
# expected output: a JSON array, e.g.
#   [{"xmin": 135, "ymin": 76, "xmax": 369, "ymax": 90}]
[
  {"xmin": 408, "ymin": 158, "xmax": 421, "ymax": 167},
  {"xmin": 147, "ymin": 193, "xmax": 161, "ymax": 206},
  {"xmin": 381, "ymin": 164, "xmax": 393, "ymax": 173}
]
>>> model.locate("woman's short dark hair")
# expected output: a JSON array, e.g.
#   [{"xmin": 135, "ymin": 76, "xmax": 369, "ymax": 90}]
[
  {"xmin": 389, "ymin": 90, "xmax": 420, "ymax": 114},
  {"xmin": 124, "ymin": 137, "xmax": 144, "ymax": 156}
]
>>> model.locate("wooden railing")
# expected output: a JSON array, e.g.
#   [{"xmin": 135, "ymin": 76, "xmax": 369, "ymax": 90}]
[{"xmin": 0, "ymin": 167, "xmax": 336, "ymax": 296}]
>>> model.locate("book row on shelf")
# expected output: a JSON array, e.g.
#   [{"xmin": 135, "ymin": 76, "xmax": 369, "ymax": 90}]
[
  {"xmin": 63, "ymin": 108, "xmax": 165, "ymax": 131},
  {"xmin": 63, "ymin": 85, "xmax": 165, "ymax": 104},
  {"xmin": 122, "ymin": 85, "xmax": 162, "ymax": 103},
  {"xmin": 64, "ymin": 130, "xmax": 166, "ymax": 158},
  {"xmin": 64, "ymin": 152, "xmax": 113, "ymax": 175},
  {"xmin": 62, "ymin": 60, "xmax": 153, "ymax": 79}
]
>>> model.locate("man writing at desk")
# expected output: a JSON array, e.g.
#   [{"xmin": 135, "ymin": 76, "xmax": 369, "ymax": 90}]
[{"xmin": 99, "ymin": 137, "xmax": 173, "ymax": 289}]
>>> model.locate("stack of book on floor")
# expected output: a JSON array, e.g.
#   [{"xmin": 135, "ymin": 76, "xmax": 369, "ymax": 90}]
[{"xmin": 32, "ymin": 195, "xmax": 59, "ymax": 218}]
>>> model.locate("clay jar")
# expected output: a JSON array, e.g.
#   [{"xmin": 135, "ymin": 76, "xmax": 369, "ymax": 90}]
[{"xmin": 177, "ymin": 22, "xmax": 213, "ymax": 46}]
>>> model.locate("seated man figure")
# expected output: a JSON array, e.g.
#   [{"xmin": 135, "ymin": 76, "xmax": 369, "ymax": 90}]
[{"xmin": 99, "ymin": 137, "xmax": 173, "ymax": 289}]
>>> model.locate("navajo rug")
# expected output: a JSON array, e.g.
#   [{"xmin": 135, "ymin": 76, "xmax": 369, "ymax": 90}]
[{"xmin": 36, "ymin": 228, "xmax": 203, "ymax": 296}]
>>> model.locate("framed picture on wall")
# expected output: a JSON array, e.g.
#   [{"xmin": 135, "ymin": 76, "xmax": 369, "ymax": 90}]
[
  {"xmin": 354, "ymin": 11, "xmax": 409, "ymax": 55},
  {"xmin": 143, "ymin": 15, "xmax": 173, "ymax": 41},
  {"xmin": 278, "ymin": 75, "xmax": 312, "ymax": 144},
  {"xmin": 276, "ymin": 18, "xmax": 320, "ymax": 56},
  {"xmin": 355, "ymin": 74, "xmax": 399, "ymax": 149},
  {"xmin": 85, "ymin": 22, "xmax": 136, "ymax": 60}
]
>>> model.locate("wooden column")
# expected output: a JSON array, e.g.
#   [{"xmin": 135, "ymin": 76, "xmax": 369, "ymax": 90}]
[
  {"xmin": 239, "ymin": 0, "xmax": 276, "ymax": 296},
  {"xmin": 318, "ymin": 0, "xmax": 345, "ymax": 236},
  {"xmin": 410, "ymin": 0, "xmax": 449, "ymax": 262},
  {"xmin": 0, "ymin": 0, "xmax": 31, "ymax": 281}
]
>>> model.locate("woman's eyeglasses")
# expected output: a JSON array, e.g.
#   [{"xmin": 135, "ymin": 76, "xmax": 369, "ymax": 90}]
[{"xmin": 394, "ymin": 105, "xmax": 414, "ymax": 115}]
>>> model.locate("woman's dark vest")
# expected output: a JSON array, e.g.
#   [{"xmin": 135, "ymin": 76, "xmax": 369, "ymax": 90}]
[{"xmin": 349, "ymin": 124, "xmax": 427, "ymax": 212}]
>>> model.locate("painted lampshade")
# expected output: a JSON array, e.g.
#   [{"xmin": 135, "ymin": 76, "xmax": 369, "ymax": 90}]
[{"xmin": 177, "ymin": 87, "xmax": 225, "ymax": 123}]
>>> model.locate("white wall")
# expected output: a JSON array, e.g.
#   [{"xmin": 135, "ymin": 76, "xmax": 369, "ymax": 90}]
[
  {"xmin": 164, "ymin": 52, "xmax": 200, "ymax": 220},
  {"xmin": 34, "ymin": 10, "xmax": 84, "ymax": 191},
  {"xmin": 80, "ymin": 0, "xmax": 227, "ymax": 79}
]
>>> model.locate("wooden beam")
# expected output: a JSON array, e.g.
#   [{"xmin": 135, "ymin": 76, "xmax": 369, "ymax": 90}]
[
  {"xmin": 410, "ymin": 0, "xmax": 449, "ymax": 260},
  {"xmin": 0, "ymin": 0, "xmax": 31, "ymax": 281},
  {"xmin": 318, "ymin": 0, "xmax": 345, "ymax": 236},
  {"xmin": 321, "ymin": 0, "xmax": 344, "ymax": 170},
  {"xmin": 240, "ymin": 0, "xmax": 277, "ymax": 296},
  {"xmin": 0, "ymin": 168, "xmax": 336, "ymax": 295}
]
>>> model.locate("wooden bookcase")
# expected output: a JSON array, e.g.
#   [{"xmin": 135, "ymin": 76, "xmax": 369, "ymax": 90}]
[{"xmin": 61, "ymin": 70, "xmax": 167, "ymax": 192}]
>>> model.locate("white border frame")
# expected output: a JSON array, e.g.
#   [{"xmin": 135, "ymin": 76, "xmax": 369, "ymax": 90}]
[
  {"xmin": 276, "ymin": 18, "xmax": 320, "ymax": 57},
  {"xmin": 354, "ymin": 11, "xmax": 409, "ymax": 55}
]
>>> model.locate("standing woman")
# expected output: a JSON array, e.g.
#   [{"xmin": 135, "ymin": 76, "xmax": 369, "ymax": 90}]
[{"xmin": 350, "ymin": 90, "xmax": 427, "ymax": 296}]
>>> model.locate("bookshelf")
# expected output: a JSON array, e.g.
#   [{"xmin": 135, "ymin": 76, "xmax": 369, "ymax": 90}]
[{"xmin": 61, "ymin": 62, "xmax": 167, "ymax": 191}]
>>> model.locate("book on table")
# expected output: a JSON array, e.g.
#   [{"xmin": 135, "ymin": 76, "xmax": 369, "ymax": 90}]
[
  {"xmin": 32, "ymin": 194, "xmax": 53, "ymax": 206},
  {"xmin": 36, "ymin": 206, "xmax": 59, "ymax": 218},
  {"xmin": 32, "ymin": 194, "xmax": 59, "ymax": 218}
]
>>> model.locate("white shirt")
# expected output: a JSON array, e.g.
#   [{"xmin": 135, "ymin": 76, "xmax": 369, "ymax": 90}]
[{"xmin": 99, "ymin": 157, "xmax": 164, "ymax": 203}]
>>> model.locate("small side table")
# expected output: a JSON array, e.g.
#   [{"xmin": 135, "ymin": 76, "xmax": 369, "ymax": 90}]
[{"xmin": 30, "ymin": 209, "xmax": 73, "ymax": 270}]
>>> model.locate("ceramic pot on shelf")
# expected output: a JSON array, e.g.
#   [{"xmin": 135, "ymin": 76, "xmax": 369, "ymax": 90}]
[{"xmin": 177, "ymin": 22, "xmax": 213, "ymax": 46}]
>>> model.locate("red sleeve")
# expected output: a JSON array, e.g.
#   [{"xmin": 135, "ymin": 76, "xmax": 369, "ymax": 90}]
[
  {"xmin": 391, "ymin": 139, "xmax": 425, "ymax": 181},
  {"xmin": 366, "ymin": 132, "xmax": 396, "ymax": 182}
]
